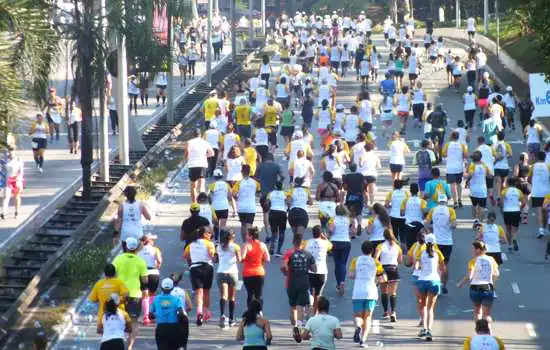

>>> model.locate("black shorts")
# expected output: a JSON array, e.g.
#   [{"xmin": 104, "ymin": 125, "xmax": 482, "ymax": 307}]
[
  {"xmin": 446, "ymin": 173, "xmax": 463, "ymax": 184},
  {"xmin": 288, "ymin": 207, "xmax": 309, "ymax": 227},
  {"xmin": 287, "ymin": 287, "xmax": 310, "ymax": 307},
  {"xmin": 384, "ymin": 33, "xmax": 389, "ymax": 39},
  {"xmin": 345, "ymin": 194, "xmax": 364, "ymax": 217},
  {"xmin": 503, "ymin": 211, "xmax": 521, "ymax": 227},
  {"xmin": 68, "ymin": 122, "xmax": 80, "ymax": 143},
  {"xmin": 394, "ymin": 71, "xmax": 404, "ymax": 78},
  {"xmin": 188, "ymin": 167, "xmax": 206, "ymax": 181},
  {"xmin": 446, "ymin": 65, "xmax": 453, "ymax": 73},
  {"xmin": 155, "ymin": 322, "xmax": 189, "ymax": 349},
  {"xmin": 383, "ymin": 265, "xmax": 400, "ymax": 281},
  {"xmin": 256, "ymin": 145, "xmax": 269, "ymax": 162},
  {"xmin": 531, "ymin": 197, "xmax": 544, "ymax": 208},
  {"xmin": 100, "ymin": 338, "xmax": 125, "ymax": 350},
  {"xmin": 365, "ymin": 176, "xmax": 377, "ymax": 184},
  {"xmin": 438, "ymin": 244, "xmax": 453, "ymax": 263},
  {"xmin": 126, "ymin": 297, "xmax": 142, "ymax": 319},
  {"xmin": 487, "ymin": 252, "xmax": 503, "ymax": 265},
  {"xmin": 494, "ymin": 169, "xmax": 509, "ymax": 179},
  {"xmin": 409, "ymin": 73, "xmax": 418, "ymax": 81},
  {"xmin": 468, "ymin": 31, "xmax": 476, "ymax": 37},
  {"xmin": 330, "ymin": 61, "xmax": 339, "ymax": 69},
  {"xmin": 141, "ymin": 273, "xmax": 160, "ymax": 294},
  {"xmin": 31, "ymin": 137, "xmax": 47, "ymax": 150},
  {"xmin": 470, "ymin": 197, "xmax": 487, "ymax": 208},
  {"xmin": 390, "ymin": 164, "xmax": 403, "ymax": 173},
  {"xmin": 238, "ymin": 212, "xmax": 256, "ymax": 224},
  {"xmin": 309, "ymin": 273, "xmax": 327, "ymax": 296},
  {"xmin": 190, "ymin": 263, "xmax": 214, "ymax": 290},
  {"xmin": 424, "ymin": 43, "xmax": 430, "ymax": 49},
  {"xmin": 389, "ymin": 38, "xmax": 396, "ymax": 44},
  {"xmin": 486, "ymin": 177, "xmax": 494, "ymax": 189},
  {"xmin": 404, "ymin": 222, "xmax": 424, "ymax": 249},
  {"xmin": 156, "ymin": 84, "xmax": 167, "ymax": 90},
  {"xmin": 215, "ymin": 209, "xmax": 229, "ymax": 220}
]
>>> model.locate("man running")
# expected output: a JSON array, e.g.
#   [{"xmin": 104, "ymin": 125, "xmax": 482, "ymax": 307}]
[{"xmin": 184, "ymin": 129, "xmax": 214, "ymax": 203}]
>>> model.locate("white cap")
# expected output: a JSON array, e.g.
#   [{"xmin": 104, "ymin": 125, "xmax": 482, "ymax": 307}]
[
  {"xmin": 294, "ymin": 130, "xmax": 304, "ymax": 139},
  {"xmin": 209, "ymin": 90, "xmax": 217, "ymax": 96},
  {"xmin": 483, "ymin": 71, "xmax": 489, "ymax": 79},
  {"xmin": 259, "ymin": 80, "xmax": 266, "ymax": 86},
  {"xmin": 109, "ymin": 293, "xmax": 120, "ymax": 305},
  {"xmin": 209, "ymin": 120, "xmax": 217, "ymax": 129},
  {"xmin": 467, "ymin": 86, "xmax": 473, "ymax": 92},
  {"xmin": 125, "ymin": 237, "xmax": 139, "ymax": 250},
  {"xmin": 143, "ymin": 233, "xmax": 158, "ymax": 241},
  {"xmin": 213, "ymin": 168, "xmax": 223, "ymax": 177},
  {"xmin": 438, "ymin": 193, "xmax": 448, "ymax": 202},
  {"xmin": 161, "ymin": 278, "xmax": 174, "ymax": 290},
  {"xmin": 506, "ymin": 86, "xmax": 513, "ymax": 91},
  {"xmin": 336, "ymin": 104, "xmax": 344, "ymax": 110},
  {"xmin": 425, "ymin": 233, "xmax": 436, "ymax": 244}
]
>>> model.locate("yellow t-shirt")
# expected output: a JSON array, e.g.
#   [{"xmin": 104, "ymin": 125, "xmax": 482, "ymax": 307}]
[
  {"xmin": 264, "ymin": 105, "xmax": 278, "ymax": 127},
  {"xmin": 112, "ymin": 253, "xmax": 148, "ymax": 298},
  {"xmin": 203, "ymin": 97, "xmax": 219, "ymax": 121},
  {"xmin": 88, "ymin": 278, "xmax": 129, "ymax": 324},
  {"xmin": 244, "ymin": 147, "xmax": 258, "ymax": 176},
  {"xmin": 235, "ymin": 105, "xmax": 252, "ymax": 126}
]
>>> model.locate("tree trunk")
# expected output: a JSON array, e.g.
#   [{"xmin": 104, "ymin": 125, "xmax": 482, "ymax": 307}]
[{"xmin": 402, "ymin": 0, "xmax": 411, "ymax": 18}]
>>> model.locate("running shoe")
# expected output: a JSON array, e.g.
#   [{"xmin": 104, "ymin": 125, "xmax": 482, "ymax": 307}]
[
  {"xmin": 425, "ymin": 330, "xmax": 433, "ymax": 341},
  {"xmin": 383, "ymin": 312, "xmax": 390, "ymax": 319},
  {"xmin": 537, "ymin": 228, "xmax": 545, "ymax": 239},
  {"xmin": 417, "ymin": 328, "xmax": 427, "ymax": 338},
  {"xmin": 229, "ymin": 319, "xmax": 237, "ymax": 327},
  {"xmin": 359, "ymin": 341, "xmax": 369, "ymax": 348},
  {"xmin": 293, "ymin": 326, "xmax": 302, "ymax": 343},
  {"xmin": 143, "ymin": 317, "xmax": 151, "ymax": 325},
  {"xmin": 513, "ymin": 239, "xmax": 519, "ymax": 251},
  {"xmin": 204, "ymin": 310, "xmax": 213, "ymax": 322},
  {"xmin": 339, "ymin": 282, "xmax": 345, "ymax": 295},
  {"xmin": 441, "ymin": 287, "xmax": 449, "ymax": 295},
  {"xmin": 353, "ymin": 327, "xmax": 361, "ymax": 343},
  {"xmin": 390, "ymin": 313, "xmax": 397, "ymax": 322},
  {"xmin": 38, "ymin": 166, "xmax": 43, "ymax": 173},
  {"xmin": 275, "ymin": 252, "xmax": 283, "ymax": 258},
  {"xmin": 196, "ymin": 313, "xmax": 203, "ymax": 326},
  {"xmin": 458, "ymin": 201, "xmax": 463, "ymax": 208},
  {"xmin": 219, "ymin": 315, "xmax": 226, "ymax": 329}
]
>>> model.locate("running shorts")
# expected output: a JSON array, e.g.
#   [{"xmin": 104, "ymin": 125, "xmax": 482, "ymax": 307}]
[
  {"xmin": 383, "ymin": 264, "xmax": 400, "ymax": 281},
  {"xmin": 188, "ymin": 167, "xmax": 206, "ymax": 182},
  {"xmin": 288, "ymin": 207, "xmax": 309, "ymax": 228},
  {"xmin": 470, "ymin": 197, "xmax": 487, "ymax": 208},
  {"xmin": 469, "ymin": 284, "xmax": 495, "ymax": 306},
  {"xmin": 215, "ymin": 209, "xmax": 229, "ymax": 220},
  {"xmin": 190, "ymin": 263, "xmax": 214, "ymax": 290},
  {"xmin": 389, "ymin": 164, "xmax": 403, "ymax": 173},
  {"xmin": 308, "ymin": 273, "xmax": 327, "ymax": 296},
  {"xmin": 446, "ymin": 173, "xmax": 463, "ymax": 184},
  {"xmin": 531, "ymin": 197, "xmax": 544, "ymax": 208},
  {"xmin": 503, "ymin": 211, "xmax": 521, "ymax": 227},
  {"xmin": 494, "ymin": 169, "xmax": 509, "ymax": 179},
  {"xmin": 352, "ymin": 299, "xmax": 377, "ymax": 313},
  {"xmin": 438, "ymin": 244, "xmax": 453, "ymax": 263},
  {"xmin": 487, "ymin": 252, "xmax": 503, "ymax": 265},
  {"xmin": 238, "ymin": 212, "xmax": 256, "ymax": 224},
  {"xmin": 287, "ymin": 287, "xmax": 310, "ymax": 307},
  {"xmin": 415, "ymin": 280, "xmax": 442, "ymax": 295},
  {"xmin": 217, "ymin": 272, "xmax": 238, "ymax": 287}
]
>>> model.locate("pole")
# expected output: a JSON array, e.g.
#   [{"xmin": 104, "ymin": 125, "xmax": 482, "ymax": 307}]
[
  {"xmin": 116, "ymin": 3, "xmax": 130, "ymax": 166},
  {"xmin": 248, "ymin": 0, "xmax": 253, "ymax": 48},
  {"xmin": 167, "ymin": 5, "xmax": 174, "ymax": 124},
  {"xmin": 230, "ymin": 0, "xmax": 237, "ymax": 65},
  {"xmin": 207, "ymin": 0, "xmax": 213, "ymax": 87},
  {"xmin": 483, "ymin": 0, "xmax": 488, "ymax": 34},
  {"xmin": 99, "ymin": 0, "xmax": 109, "ymax": 181},
  {"xmin": 261, "ymin": 0, "xmax": 266, "ymax": 36},
  {"xmin": 495, "ymin": 0, "xmax": 500, "ymax": 58},
  {"xmin": 455, "ymin": 0, "xmax": 461, "ymax": 29},
  {"xmin": 410, "ymin": 0, "xmax": 414, "ymax": 20}
]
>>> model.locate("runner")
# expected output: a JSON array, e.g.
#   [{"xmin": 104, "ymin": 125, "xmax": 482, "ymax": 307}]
[
  {"xmin": 499, "ymin": 178, "xmax": 526, "ymax": 251},
  {"xmin": 386, "ymin": 179, "xmax": 409, "ymax": 243},
  {"xmin": 138, "ymin": 234, "xmax": 162, "ymax": 325},
  {"xmin": 155, "ymin": 71, "xmax": 168, "ymax": 107},
  {"xmin": 411, "ymin": 82, "xmax": 426, "ymax": 128},
  {"xmin": 457, "ymin": 241, "xmax": 500, "ymax": 323},
  {"xmin": 424, "ymin": 194, "xmax": 456, "ymax": 295},
  {"xmin": 465, "ymin": 150, "xmax": 492, "ymax": 224},
  {"xmin": 388, "ymin": 132, "xmax": 410, "ymax": 181},
  {"xmin": 116, "ymin": 186, "xmax": 151, "ymax": 242},
  {"xmin": 343, "ymin": 163, "xmax": 365, "ymax": 235},
  {"xmin": 1, "ymin": 147, "xmax": 23, "ymax": 220},
  {"xmin": 235, "ymin": 98, "xmax": 253, "ymax": 139},
  {"xmin": 215, "ymin": 229, "xmax": 241, "ymax": 328},
  {"xmin": 150, "ymin": 278, "xmax": 188, "ymax": 349},
  {"xmin": 442, "ymin": 131, "xmax": 468, "ymax": 208},
  {"xmin": 396, "ymin": 87, "xmax": 411, "ymax": 134},
  {"xmin": 67, "ymin": 100, "xmax": 82, "ymax": 154},
  {"xmin": 183, "ymin": 227, "xmax": 215, "ymax": 326},
  {"xmin": 45, "ymin": 87, "xmax": 63, "ymax": 142},
  {"xmin": 97, "ymin": 294, "xmax": 132, "ymax": 350},
  {"xmin": 493, "ymin": 132, "xmax": 512, "ymax": 202},
  {"xmin": 233, "ymin": 165, "xmax": 261, "ymax": 241},
  {"xmin": 401, "ymin": 183, "xmax": 428, "ymax": 250},
  {"xmin": 236, "ymin": 299, "xmax": 272, "ymax": 349},
  {"xmin": 266, "ymin": 181, "xmax": 288, "ymax": 256},
  {"xmin": 464, "ymin": 86, "xmax": 478, "ymax": 131},
  {"xmin": 427, "ymin": 104, "xmax": 448, "ymax": 161},
  {"xmin": 204, "ymin": 121, "xmax": 220, "ymax": 178},
  {"xmin": 304, "ymin": 225, "xmax": 332, "ymax": 314},
  {"xmin": 463, "ymin": 319, "xmax": 506, "ymax": 350},
  {"xmin": 209, "ymin": 169, "xmax": 235, "ymax": 237},
  {"xmin": 29, "ymin": 113, "xmax": 49, "ymax": 172},
  {"xmin": 405, "ymin": 231, "xmax": 427, "ymax": 327},
  {"xmin": 328, "ymin": 205, "xmax": 353, "ymax": 295},
  {"xmin": 286, "ymin": 177, "xmax": 312, "ymax": 236},
  {"xmin": 89, "ymin": 264, "xmax": 129, "ymax": 330},
  {"xmin": 476, "ymin": 211, "xmax": 507, "ymax": 266},
  {"xmin": 415, "ymin": 140, "xmax": 436, "ymax": 194},
  {"xmin": 184, "ymin": 129, "xmax": 214, "ymax": 203},
  {"xmin": 316, "ymin": 171, "xmax": 340, "ymax": 230},
  {"xmin": 415, "ymin": 233, "xmax": 446, "ymax": 341},
  {"xmin": 375, "ymin": 229, "xmax": 403, "ymax": 322},
  {"xmin": 180, "ymin": 203, "xmax": 211, "ymax": 248},
  {"xmin": 242, "ymin": 226, "xmax": 270, "ymax": 307},
  {"xmin": 525, "ymin": 119, "xmax": 543, "ymax": 163},
  {"xmin": 282, "ymin": 233, "xmax": 316, "ymax": 342}
]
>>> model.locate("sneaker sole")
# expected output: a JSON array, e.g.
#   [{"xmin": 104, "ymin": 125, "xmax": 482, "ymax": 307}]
[{"xmin": 293, "ymin": 327, "xmax": 302, "ymax": 343}]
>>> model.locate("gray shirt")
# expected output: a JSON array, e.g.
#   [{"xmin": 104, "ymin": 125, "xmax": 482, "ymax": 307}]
[{"xmin": 256, "ymin": 161, "xmax": 283, "ymax": 195}]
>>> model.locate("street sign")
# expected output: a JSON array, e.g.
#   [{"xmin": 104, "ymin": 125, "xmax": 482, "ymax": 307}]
[{"xmin": 529, "ymin": 73, "xmax": 550, "ymax": 118}]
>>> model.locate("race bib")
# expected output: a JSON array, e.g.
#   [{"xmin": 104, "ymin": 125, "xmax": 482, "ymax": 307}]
[
  {"xmin": 31, "ymin": 142, "xmax": 38, "ymax": 149},
  {"xmin": 51, "ymin": 112, "xmax": 62, "ymax": 124}
]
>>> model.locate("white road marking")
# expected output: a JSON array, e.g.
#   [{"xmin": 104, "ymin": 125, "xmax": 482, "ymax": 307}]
[
  {"xmin": 462, "ymin": 309, "xmax": 474, "ymax": 313},
  {"xmin": 372, "ymin": 319, "xmax": 380, "ymax": 334},
  {"xmin": 518, "ymin": 304, "xmax": 525, "ymax": 309},
  {"xmin": 525, "ymin": 323, "xmax": 537, "ymax": 338},
  {"xmin": 511, "ymin": 282, "xmax": 521, "ymax": 294},
  {"xmin": 502, "ymin": 253, "xmax": 508, "ymax": 261}
]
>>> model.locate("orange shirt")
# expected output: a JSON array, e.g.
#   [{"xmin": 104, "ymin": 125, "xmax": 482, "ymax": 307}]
[
  {"xmin": 242, "ymin": 240, "xmax": 266, "ymax": 277},
  {"xmin": 319, "ymin": 56, "xmax": 329, "ymax": 66}
]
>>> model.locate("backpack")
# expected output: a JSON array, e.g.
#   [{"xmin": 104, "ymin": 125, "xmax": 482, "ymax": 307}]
[{"xmin": 416, "ymin": 150, "xmax": 432, "ymax": 170}]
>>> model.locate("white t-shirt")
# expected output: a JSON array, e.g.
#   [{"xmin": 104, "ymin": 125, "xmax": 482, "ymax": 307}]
[
  {"xmin": 445, "ymin": 141, "xmax": 465, "ymax": 174},
  {"xmin": 217, "ymin": 242, "xmax": 239, "ymax": 274},
  {"xmin": 235, "ymin": 178, "xmax": 259, "ymax": 213},
  {"xmin": 351, "ymin": 255, "xmax": 380, "ymax": 300},
  {"xmin": 187, "ymin": 137, "xmax": 213, "ymax": 168},
  {"xmin": 101, "ymin": 311, "xmax": 127, "ymax": 343},
  {"xmin": 467, "ymin": 17, "xmax": 476, "ymax": 32},
  {"xmin": 305, "ymin": 238, "xmax": 331, "ymax": 275},
  {"xmin": 430, "ymin": 205, "xmax": 454, "ymax": 245},
  {"xmin": 389, "ymin": 140, "xmax": 408, "ymax": 165}
]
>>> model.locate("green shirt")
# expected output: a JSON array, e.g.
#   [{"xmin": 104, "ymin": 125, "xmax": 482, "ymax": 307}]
[
  {"xmin": 113, "ymin": 253, "xmax": 148, "ymax": 298},
  {"xmin": 281, "ymin": 110, "xmax": 293, "ymax": 127},
  {"xmin": 304, "ymin": 314, "xmax": 340, "ymax": 350}
]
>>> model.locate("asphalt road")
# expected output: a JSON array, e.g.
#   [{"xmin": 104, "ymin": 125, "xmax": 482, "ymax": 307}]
[{"xmin": 53, "ymin": 35, "xmax": 548, "ymax": 350}]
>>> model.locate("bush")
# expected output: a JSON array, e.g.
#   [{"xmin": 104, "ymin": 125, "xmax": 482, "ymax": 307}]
[
  {"xmin": 59, "ymin": 245, "xmax": 111, "ymax": 291},
  {"xmin": 136, "ymin": 166, "xmax": 168, "ymax": 200}
]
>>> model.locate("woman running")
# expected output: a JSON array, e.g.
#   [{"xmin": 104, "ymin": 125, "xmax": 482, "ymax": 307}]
[
  {"xmin": 183, "ymin": 227, "xmax": 216, "ymax": 326},
  {"xmin": 451, "ymin": 56, "xmax": 463, "ymax": 91},
  {"xmin": 349, "ymin": 240, "xmax": 385, "ymax": 348},
  {"xmin": 464, "ymin": 86, "xmax": 478, "ymax": 131},
  {"xmin": 286, "ymin": 177, "xmax": 312, "ymax": 236},
  {"xmin": 225, "ymin": 146, "xmax": 245, "ymax": 188},
  {"xmin": 476, "ymin": 211, "xmax": 507, "ymax": 267},
  {"xmin": 305, "ymin": 225, "xmax": 332, "ymax": 314},
  {"xmin": 411, "ymin": 82, "xmax": 427, "ymax": 129},
  {"xmin": 328, "ymin": 205, "xmax": 352, "ymax": 295},
  {"xmin": 379, "ymin": 93, "xmax": 394, "ymax": 139},
  {"xmin": 388, "ymin": 132, "xmax": 410, "ymax": 180},
  {"xmin": 236, "ymin": 299, "xmax": 272, "ymax": 350},
  {"xmin": 259, "ymin": 54, "xmax": 273, "ymax": 88},
  {"xmin": 316, "ymin": 99, "xmax": 334, "ymax": 144},
  {"xmin": 67, "ymin": 100, "xmax": 82, "ymax": 154},
  {"xmin": 385, "ymin": 179, "xmax": 409, "ymax": 243},
  {"xmin": 29, "ymin": 113, "xmax": 49, "ymax": 172},
  {"xmin": 98, "ymin": 294, "xmax": 132, "ymax": 350},
  {"xmin": 406, "ymin": 230, "xmax": 427, "ymax": 327},
  {"xmin": 316, "ymin": 171, "xmax": 340, "ymax": 230},
  {"xmin": 375, "ymin": 229, "xmax": 403, "ymax": 322},
  {"xmin": 396, "ymin": 86, "xmax": 411, "ymax": 134},
  {"xmin": 513, "ymin": 153, "xmax": 531, "ymax": 224},
  {"xmin": 209, "ymin": 169, "xmax": 236, "ymax": 235},
  {"xmin": 500, "ymin": 177, "xmax": 526, "ymax": 251},
  {"xmin": 457, "ymin": 241, "xmax": 500, "ymax": 323},
  {"xmin": 415, "ymin": 233, "xmax": 446, "ymax": 341},
  {"xmin": 138, "ymin": 233, "xmax": 162, "ymax": 325},
  {"xmin": 267, "ymin": 181, "xmax": 288, "ymax": 256},
  {"xmin": 1, "ymin": 147, "xmax": 24, "ymax": 220},
  {"xmin": 367, "ymin": 203, "xmax": 391, "ymax": 246},
  {"xmin": 320, "ymin": 144, "xmax": 346, "ymax": 191},
  {"xmin": 402, "ymin": 183, "xmax": 428, "ymax": 250},
  {"xmin": 241, "ymin": 227, "xmax": 270, "ymax": 307},
  {"xmin": 216, "ymin": 229, "xmax": 241, "ymax": 328},
  {"xmin": 116, "ymin": 186, "xmax": 151, "ymax": 242}
]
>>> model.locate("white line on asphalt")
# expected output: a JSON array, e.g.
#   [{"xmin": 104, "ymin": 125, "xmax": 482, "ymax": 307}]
[
  {"xmin": 372, "ymin": 319, "xmax": 380, "ymax": 334},
  {"xmin": 511, "ymin": 282, "xmax": 521, "ymax": 294},
  {"xmin": 462, "ymin": 309, "xmax": 474, "ymax": 313},
  {"xmin": 525, "ymin": 323, "xmax": 537, "ymax": 338},
  {"xmin": 502, "ymin": 253, "xmax": 508, "ymax": 261}
]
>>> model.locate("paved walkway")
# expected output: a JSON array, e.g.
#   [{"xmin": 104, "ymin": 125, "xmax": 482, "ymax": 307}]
[
  {"xmin": 0, "ymin": 46, "xmax": 230, "ymax": 251},
  {"xmin": 53, "ymin": 35, "xmax": 547, "ymax": 350}
]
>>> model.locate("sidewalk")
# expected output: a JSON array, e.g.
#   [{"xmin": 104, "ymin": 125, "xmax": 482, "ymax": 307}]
[{"xmin": 0, "ymin": 46, "xmax": 230, "ymax": 251}]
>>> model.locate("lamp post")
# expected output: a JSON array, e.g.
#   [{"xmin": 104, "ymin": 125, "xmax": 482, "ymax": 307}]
[
  {"xmin": 99, "ymin": 0, "xmax": 109, "ymax": 181},
  {"xmin": 495, "ymin": 0, "xmax": 500, "ymax": 58},
  {"xmin": 207, "ymin": 0, "xmax": 212, "ymax": 87},
  {"xmin": 167, "ymin": 4, "xmax": 174, "ymax": 124},
  {"xmin": 248, "ymin": 0, "xmax": 253, "ymax": 48},
  {"xmin": 483, "ymin": 0, "xmax": 488, "ymax": 34},
  {"xmin": 230, "ymin": 0, "xmax": 237, "ymax": 66}
]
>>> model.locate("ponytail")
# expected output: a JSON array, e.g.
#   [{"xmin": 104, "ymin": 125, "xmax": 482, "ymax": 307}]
[{"xmin": 426, "ymin": 242, "xmax": 435, "ymax": 258}]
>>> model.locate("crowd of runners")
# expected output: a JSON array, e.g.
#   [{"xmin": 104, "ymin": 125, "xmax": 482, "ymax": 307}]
[{"xmin": 87, "ymin": 10, "xmax": 550, "ymax": 350}]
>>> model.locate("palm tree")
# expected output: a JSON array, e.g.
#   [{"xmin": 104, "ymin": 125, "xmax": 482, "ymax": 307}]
[{"xmin": 0, "ymin": 0, "xmax": 58, "ymax": 148}]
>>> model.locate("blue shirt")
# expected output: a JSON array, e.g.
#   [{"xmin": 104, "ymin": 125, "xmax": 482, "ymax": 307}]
[
  {"xmin": 151, "ymin": 294, "xmax": 183, "ymax": 324},
  {"xmin": 380, "ymin": 79, "xmax": 396, "ymax": 96},
  {"xmin": 424, "ymin": 178, "xmax": 451, "ymax": 209}
]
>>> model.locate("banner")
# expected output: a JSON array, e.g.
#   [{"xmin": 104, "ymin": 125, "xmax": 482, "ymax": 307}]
[
  {"xmin": 529, "ymin": 73, "xmax": 550, "ymax": 118},
  {"xmin": 152, "ymin": 3, "xmax": 168, "ymax": 46}
]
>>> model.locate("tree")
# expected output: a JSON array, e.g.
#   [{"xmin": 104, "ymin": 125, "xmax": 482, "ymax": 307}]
[{"xmin": 0, "ymin": 0, "xmax": 58, "ymax": 148}]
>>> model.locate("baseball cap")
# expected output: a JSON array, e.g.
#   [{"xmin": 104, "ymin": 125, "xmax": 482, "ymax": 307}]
[
  {"xmin": 190, "ymin": 203, "xmax": 200, "ymax": 212},
  {"xmin": 425, "ymin": 234, "xmax": 436, "ymax": 244},
  {"xmin": 209, "ymin": 90, "xmax": 217, "ymax": 96},
  {"xmin": 125, "ymin": 237, "xmax": 139, "ymax": 250},
  {"xmin": 213, "ymin": 168, "xmax": 223, "ymax": 177},
  {"xmin": 143, "ymin": 233, "xmax": 158, "ymax": 241},
  {"xmin": 438, "ymin": 193, "xmax": 448, "ymax": 202},
  {"xmin": 506, "ymin": 86, "xmax": 513, "ymax": 91},
  {"xmin": 467, "ymin": 86, "xmax": 473, "ymax": 92},
  {"xmin": 161, "ymin": 277, "xmax": 174, "ymax": 290},
  {"xmin": 294, "ymin": 130, "xmax": 303, "ymax": 139}
]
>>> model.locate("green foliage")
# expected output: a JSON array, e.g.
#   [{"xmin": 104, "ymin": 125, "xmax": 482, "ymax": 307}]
[
  {"xmin": 0, "ymin": 0, "xmax": 59, "ymax": 147},
  {"xmin": 60, "ymin": 244, "xmax": 112, "ymax": 289},
  {"xmin": 136, "ymin": 165, "xmax": 168, "ymax": 200}
]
